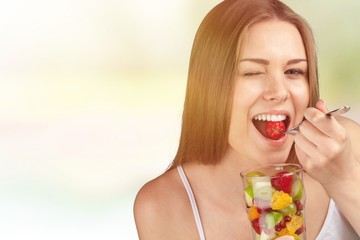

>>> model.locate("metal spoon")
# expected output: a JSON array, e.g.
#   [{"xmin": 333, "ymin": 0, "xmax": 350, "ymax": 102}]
[{"xmin": 285, "ymin": 106, "xmax": 351, "ymax": 135}]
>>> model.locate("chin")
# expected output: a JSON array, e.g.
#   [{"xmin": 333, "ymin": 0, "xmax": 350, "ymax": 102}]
[{"xmin": 265, "ymin": 153, "xmax": 290, "ymax": 164}]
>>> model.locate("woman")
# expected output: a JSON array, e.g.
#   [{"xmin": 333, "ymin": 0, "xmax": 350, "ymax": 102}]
[{"xmin": 134, "ymin": 0, "xmax": 360, "ymax": 239}]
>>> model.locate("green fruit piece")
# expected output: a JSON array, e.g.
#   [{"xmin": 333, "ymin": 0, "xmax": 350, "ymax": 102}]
[
  {"xmin": 253, "ymin": 180, "xmax": 272, "ymax": 201},
  {"xmin": 279, "ymin": 202, "xmax": 296, "ymax": 216},
  {"xmin": 269, "ymin": 211, "xmax": 283, "ymax": 225},
  {"xmin": 259, "ymin": 229, "xmax": 276, "ymax": 240},
  {"xmin": 246, "ymin": 171, "xmax": 265, "ymax": 185},
  {"xmin": 244, "ymin": 185, "xmax": 254, "ymax": 207},
  {"xmin": 265, "ymin": 211, "xmax": 283, "ymax": 230},
  {"xmin": 265, "ymin": 213, "xmax": 276, "ymax": 229},
  {"xmin": 291, "ymin": 179, "xmax": 303, "ymax": 200}
]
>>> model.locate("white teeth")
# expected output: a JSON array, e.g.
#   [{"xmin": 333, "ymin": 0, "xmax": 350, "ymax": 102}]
[{"xmin": 254, "ymin": 114, "xmax": 286, "ymax": 121}]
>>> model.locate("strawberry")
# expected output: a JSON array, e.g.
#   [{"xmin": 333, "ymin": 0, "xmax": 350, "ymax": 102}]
[
  {"xmin": 265, "ymin": 121, "xmax": 286, "ymax": 140},
  {"xmin": 251, "ymin": 218, "xmax": 261, "ymax": 235},
  {"xmin": 271, "ymin": 171, "xmax": 293, "ymax": 194}
]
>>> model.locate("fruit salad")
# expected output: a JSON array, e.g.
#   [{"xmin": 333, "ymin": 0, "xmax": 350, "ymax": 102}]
[{"xmin": 242, "ymin": 166, "xmax": 305, "ymax": 240}]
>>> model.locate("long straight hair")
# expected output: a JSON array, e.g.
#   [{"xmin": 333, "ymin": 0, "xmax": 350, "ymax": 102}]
[{"xmin": 170, "ymin": 0, "xmax": 319, "ymax": 169}]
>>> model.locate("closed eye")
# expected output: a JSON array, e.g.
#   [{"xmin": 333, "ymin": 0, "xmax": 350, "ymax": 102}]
[{"xmin": 243, "ymin": 72, "xmax": 264, "ymax": 77}]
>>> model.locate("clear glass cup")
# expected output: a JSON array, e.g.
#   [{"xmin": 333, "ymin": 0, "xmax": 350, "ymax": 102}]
[{"xmin": 240, "ymin": 163, "xmax": 306, "ymax": 240}]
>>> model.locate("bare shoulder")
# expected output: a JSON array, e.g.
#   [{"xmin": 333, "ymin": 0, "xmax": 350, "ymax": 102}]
[{"xmin": 133, "ymin": 167, "xmax": 196, "ymax": 239}]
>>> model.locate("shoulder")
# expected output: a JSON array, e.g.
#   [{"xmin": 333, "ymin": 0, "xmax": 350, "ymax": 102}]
[
  {"xmin": 133, "ymin": 167, "xmax": 194, "ymax": 239},
  {"xmin": 134, "ymin": 168, "xmax": 182, "ymax": 213}
]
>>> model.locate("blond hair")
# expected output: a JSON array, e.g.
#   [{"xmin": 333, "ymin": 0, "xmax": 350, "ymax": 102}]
[{"xmin": 170, "ymin": 0, "xmax": 319, "ymax": 168}]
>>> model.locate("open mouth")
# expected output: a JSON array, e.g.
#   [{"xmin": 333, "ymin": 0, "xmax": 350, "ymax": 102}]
[{"xmin": 252, "ymin": 114, "xmax": 290, "ymax": 140}]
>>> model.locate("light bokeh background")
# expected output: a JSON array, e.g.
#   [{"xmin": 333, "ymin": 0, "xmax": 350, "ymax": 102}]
[{"xmin": 0, "ymin": 0, "xmax": 359, "ymax": 239}]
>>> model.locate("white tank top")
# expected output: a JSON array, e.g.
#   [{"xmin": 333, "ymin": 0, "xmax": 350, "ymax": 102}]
[{"xmin": 177, "ymin": 165, "xmax": 358, "ymax": 240}]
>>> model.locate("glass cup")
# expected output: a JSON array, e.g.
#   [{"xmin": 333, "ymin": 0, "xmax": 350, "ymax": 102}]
[{"xmin": 240, "ymin": 163, "xmax": 306, "ymax": 240}]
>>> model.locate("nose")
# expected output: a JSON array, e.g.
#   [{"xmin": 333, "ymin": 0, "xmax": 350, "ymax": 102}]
[{"xmin": 263, "ymin": 76, "xmax": 288, "ymax": 102}]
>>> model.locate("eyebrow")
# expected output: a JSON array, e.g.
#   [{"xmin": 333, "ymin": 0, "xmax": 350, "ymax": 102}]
[
  {"xmin": 239, "ymin": 58, "xmax": 307, "ymax": 65},
  {"xmin": 287, "ymin": 59, "xmax": 307, "ymax": 65},
  {"xmin": 239, "ymin": 58, "xmax": 269, "ymax": 65}
]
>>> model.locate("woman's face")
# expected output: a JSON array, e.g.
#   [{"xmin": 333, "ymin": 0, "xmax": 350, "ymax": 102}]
[{"xmin": 227, "ymin": 20, "xmax": 309, "ymax": 165}]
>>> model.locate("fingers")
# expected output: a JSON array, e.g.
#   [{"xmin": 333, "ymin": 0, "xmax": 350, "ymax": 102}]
[
  {"xmin": 295, "ymin": 99, "xmax": 349, "ymax": 171},
  {"xmin": 315, "ymin": 99, "xmax": 328, "ymax": 113},
  {"xmin": 294, "ymin": 136, "xmax": 314, "ymax": 169},
  {"xmin": 294, "ymin": 130, "xmax": 328, "ymax": 171},
  {"xmin": 295, "ymin": 128, "xmax": 341, "ymax": 172},
  {"xmin": 297, "ymin": 114, "xmax": 347, "ymax": 159},
  {"xmin": 295, "ymin": 100, "xmax": 354, "ymax": 187},
  {"xmin": 294, "ymin": 131, "xmax": 317, "ymax": 159},
  {"xmin": 302, "ymin": 105, "xmax": 345, "ymax": 139}
]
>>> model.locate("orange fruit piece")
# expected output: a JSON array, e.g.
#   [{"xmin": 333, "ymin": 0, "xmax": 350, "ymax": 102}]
[
  {"xmin": 248, "ymin": 205, "xmax": 260, "ymax": 221},
  {"xmin": 286, "ymin": 215, "xmax": 303, "ymax": 234},
  {"xmin": 271, "ymin": 191, "xmax": 293, "ymax": 210},
  {"xmin": 276, "ymin": 228, "xmax": 301, "ymax": 240},
  {"xmin": 276, "ymin": 227, "xmax": 290, "ymax": 236}
]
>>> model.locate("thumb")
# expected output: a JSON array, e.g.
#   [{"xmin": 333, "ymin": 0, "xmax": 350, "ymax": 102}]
[{"xmin": 315, "ymin": 99, "xmax": 328, "ymax": 114}]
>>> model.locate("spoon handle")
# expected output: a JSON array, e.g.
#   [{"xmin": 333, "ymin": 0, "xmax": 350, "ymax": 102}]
[{"xmin": 286, "ymin": 106, "xmax": 351, "ymax": 135}]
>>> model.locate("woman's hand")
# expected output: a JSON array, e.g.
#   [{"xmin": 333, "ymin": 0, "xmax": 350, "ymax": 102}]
[
  {"xmin": 294, "ymin": 99, "xmax": 356, "ymax": 188},
  {"xmin": 294, "ymin": 99, "xmax": 360, "ymax": 235}
]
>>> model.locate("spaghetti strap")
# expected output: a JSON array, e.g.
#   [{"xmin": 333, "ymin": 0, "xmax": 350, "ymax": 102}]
[{"xmin": 177, "ymin": 165, "xmax": 206, "ymax": 240}]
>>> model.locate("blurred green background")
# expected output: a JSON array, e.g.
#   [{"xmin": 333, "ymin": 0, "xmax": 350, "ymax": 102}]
[{"xmin": 0, "ymin": 0, "xmax": 359, "ymax": 239}]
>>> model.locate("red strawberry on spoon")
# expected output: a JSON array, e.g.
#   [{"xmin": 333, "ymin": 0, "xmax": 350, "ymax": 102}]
[{"xmin": 265, "ymin": 121, "xmax": 286, "ymax": 140}]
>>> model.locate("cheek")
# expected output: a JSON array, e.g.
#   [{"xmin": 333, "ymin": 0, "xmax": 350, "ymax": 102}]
[
  {"xmin": 228, "ymin": 99, "xmax": 246, "ymax": 143},
  {"xmin": 234, "ymin": 81, "xmax": 263, "ymax": 105},
  {"xmin": 228, "ymin": 111, "xmax": 249, "ymax": 152},
  {"xmin": 229, "ymin": 82, "xmax": 260, "ymax": 142},
  {"xmin": 290, "ymin": 82, "xmax": 310, "ymax": 113}
]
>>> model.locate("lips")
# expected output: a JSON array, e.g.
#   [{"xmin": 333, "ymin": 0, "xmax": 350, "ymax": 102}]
[{"xmin": 252, "ymin": 113, "xmax": 290, "ymax": 139}]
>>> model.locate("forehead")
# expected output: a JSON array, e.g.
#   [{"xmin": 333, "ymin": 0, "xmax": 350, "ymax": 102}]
[{"xmin": 240, "ymin": 19, "xmax": 306, "ymax": 60}]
